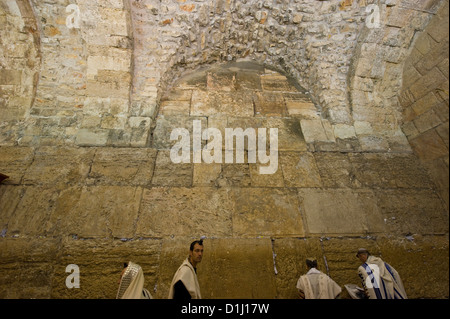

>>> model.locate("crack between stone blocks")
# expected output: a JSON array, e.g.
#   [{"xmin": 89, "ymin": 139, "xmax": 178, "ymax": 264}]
[
  {"xmin": 320, "ymin": 237, "xmax": 331, "ymax": 277},
  {"xmin": 270, "ymin": 238, "xmax": 278, "ymax": 276}
]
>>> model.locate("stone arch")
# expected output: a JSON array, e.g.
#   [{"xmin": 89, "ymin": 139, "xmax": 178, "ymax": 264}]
[
  {"xmin": 397, "ymin": 0, "xmax": 449, "ymax": 209},
  {"xmin": 130, "ymin": 0, "xmax": 375, "ymax": 129},
  {"xmin": 348, "ymin": 0, "xmax": 447, "ymax": 151},
  {"xmin": 152, "ymin": 60, "xmax": 318, "ymax": 155}
]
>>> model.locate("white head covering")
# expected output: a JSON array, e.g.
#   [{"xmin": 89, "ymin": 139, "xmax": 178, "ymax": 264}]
[{"xmin": 116, "ymin": 261, "xmax": 152, "ymax": 299}]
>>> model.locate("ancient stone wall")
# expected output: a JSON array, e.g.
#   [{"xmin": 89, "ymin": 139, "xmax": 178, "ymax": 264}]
[
  {"xmin": 0, "ymin": 0, "xmax": 40, "ymax": 124},
  {"xmin": 0, "ymin": 0, "xmax": 444, "ymax": 148},
  {"xmin": 400, "ymin": 0, "xmax": 449, "ymax": 210},
  {"xmin": 0, "ymin": 0, "xmax": 449, "ymax": 300}
]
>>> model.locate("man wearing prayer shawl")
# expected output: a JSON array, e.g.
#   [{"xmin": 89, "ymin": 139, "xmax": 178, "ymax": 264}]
[
  {"xmin": 116, "ymin": 261, "xmax": 153, "ymax": 299},
  {"xmin": 296, "ymin": 258, "xmax": 342, "ymax": 299},
  {"xmin": 356, "ymin": 248, "xmax": 408, "ymax": 299},
  {"xmin": 168, "ymin": 240, "xmax": 203, "ymax": 300}
]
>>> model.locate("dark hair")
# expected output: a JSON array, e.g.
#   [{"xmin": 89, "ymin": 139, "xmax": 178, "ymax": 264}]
[
  {"xmin": 306, "ymin": 259, "xmax": 317, "ymax": 269},
  {"xmin": 190, "ymin": 239, "xmax": 204, "ymax": 251}
]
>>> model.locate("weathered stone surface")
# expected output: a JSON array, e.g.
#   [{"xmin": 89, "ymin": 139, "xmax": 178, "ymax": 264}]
[
  {"xmin": 191, "ymin": 90, "xmax": 254, "ymax": 117},
  {"xmin": 151, "ymin": 150, "xmax": 193, "ymax": 187},
  {"xmin": 193, "ymin": 163, "xmax": 222, "ymax": 187},
  {"xmin": 249, "ymin": 162, "xmax": 285, "ymax": 187},
  {"xmin": 280, "ymin": 152, "xmax": 322, "ymax": 188},
  {"xmin": 298, "ymin": 189, "xmax": 385, "ymax": 236},
  {"xmin": 137, "ymin": 187, "xmax": 233, "ymax": 238},
  {"xmin": 314, "ymin": 152, "xmax": 356, "ymax": 188},
  {"xmin": 217, "ymin": 163, "xmax": 251, "ymax": 187},
  {"xmin": 159, "ymin": 100, "xmax": 191, "ymax": 116},
  {"xmin": 375, "ymin": 189, "xmax": 448, "ymax": 235},
  {"xmin": 0, "ymin": 147, "xmax": 34, "ymax": 184},
  {"xmin": 264, "ymin": 118, "xmax": 307, "ymax": 152},
  {"xmin": 200, "ymin": 238, "xmax": 277, "ymax": 299},
  {"xmin": 75, "ymin": 129, "xmax": 110, "ymax": 147},
  {"xmin": 283, "ymin": 93, "xmax": 319, "ymax": 118},
  {"xmin": 300, "ymin": 119, "xmax": 336, "ymax": 144},
  {"xmin": 260, "ymin": 74, "xmax": 297, "ymax": 93},
  {"xmin": 152, "ymin": 115, "xmax": 207, "ymax": 150},
  {"xmin": 409, "ymin": 129, "xmax": 448, "ymax": 162},
  {"xmin": 23, "ymin": 147, "xmax": 95, "ymax": 187},
  {"xmin": 87, "ymin": 147, "xmax": 157, "ymax": 186},
  {"xmin": 5, "ymin": 186, "xmax": 59, "ymax": 237},
  {"xmin": 0, "ymin": 185, "xmax": 25, "ymax": 232},
  {"xmin": 232, "ymin": 188, "xmax": 304, "ymax": 237},
  {"xmin": 48, "ymin": 186, "xmax": 142, "ymax": 239},
  {"xmin": 349, "ymin": 153, "xmax": 398, "ymax": 189},
  {"xmin": 254, "ymin": 92, "xmax": 287, "ymax": 117},
  {"xmin": 0, "ymin": 238, "xmax": 59, "ymax": 299},
  {"xmin": 51, "ymin": 237, "xmax": 161, "ymax": 299}
]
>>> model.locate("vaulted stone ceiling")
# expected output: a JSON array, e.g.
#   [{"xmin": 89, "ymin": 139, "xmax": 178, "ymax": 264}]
[{"xmin": 0, "ymin": 0, "xmax": 447, "ymax": 147}]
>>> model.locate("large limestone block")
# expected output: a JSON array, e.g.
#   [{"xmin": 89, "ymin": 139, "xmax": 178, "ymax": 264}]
[
  {"xmin": 191, "ymin": 90, "xmax": 254, "ymax": 117},
  {"xmin": 151, "ymin": 150, "xmax": 193, "ymax": 187},
  {"xmin": 0, "ymin": 185, "xmax": 25, "ymax": 231},
  {"xmin": 300, "ymin": 119, "xmax": 336, "ymax": 144},
  {"xmin": 409, "ymin": 129, "xmax": 448, "ymax": 162},
  {"xmin": 375, "ymin": 189, "xmax": 449, "ymax": 235},
  {"xmin": 206, "ymin": 69, "xmax": 236, "ymax": 92},
  {"xmin": 226, "ymin": 117, "xmax": 307, "ymax": 152},
  {"xmin": 249, "ymin": 162, "xmax": 285, "ymax": 187},
  {"xmin": 264, "ymin": 118, "xmax": 307, "ymax": 152},
  {"xmin": 280, "ymin": 152, "xmax": 322, "ymax": 188},
  {"xmin": 51, "ymin": 237, "xmax": 161, "ymax": 299},
  {"xmin": 385, "ymin": 153, "xmax": 435, "ymax": 189},
  {"xmin": 5, "ymin": 186, "xmax": 59, "ymax": 237},
  {"xmin": 254, "ymin": 92, "xmax": 287, "ymax": 117},
  {"xmin": 0, "ymin": 146, "xmax": 35, "ymax": 184},
  {"xmin": 298, "ymin": 189, "xmax": 384, "ymax": 236},
  {"xmin": 48, "ymin": 186, "xmax": 142, "ymax": 239},
  {"xmin": 201, "ymin": 238, "xmax": 277, "ymax": 299},
  {"xmin": 348, "ymin": 153, "xmax": 397, "ymax": 189},
  {"xmin": 75, "ymin": 128, "xmax": 110, "ymax": 146},
  {"xmin": 0, "ymin": 238, "xmax": 58, "ymax": 298},
  {"xmin": 260, "ymin": 74, "xmax": 297, "ymax": 92},
  {"xmin": 87, "ymin": 147, "xmax": 157, "ymax": 186},
  {"xmin": 232, "ymin": 188, "xmax": 305, "ymax": 237},
  {"xmin": 152, "ymin": 115, "xmax": 207, "ymax": 150},
  {"xmin": 314, "ymin": 152, "xmax": 356, "ymax": 188},
  {"xmin": 193, "ymin": 162, "xmax": 222, "ymax": 187},
  {"xmin": 283, "ymin": 93, "xmax": 319, "ymax": 118},
  {"xmin": 137, "ymin": 187, "xmax": 233, "ymax": 238},
  {"xmin": 235, "ymin": 70, "xmax": 262, "ymax": 91},
  {"xmin": 23, "ymin": 147, "xmax": 95, "ymax": 187}
]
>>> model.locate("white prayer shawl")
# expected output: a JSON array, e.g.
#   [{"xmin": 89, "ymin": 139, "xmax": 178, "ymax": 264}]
[
  {"xmin": 117, "ymin": 262, "xmax": 153, "ymax": 299},
  {"xmin": 296, "ymin": 268, "xmax": 342, "ymax": 299},
  {"xmin": 168, "ymin": 258, "xmax": 202, "ymax": 299},
  {"xmin": 358, "ymin": 256, "xmax": 408, "ymax": 299}
]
